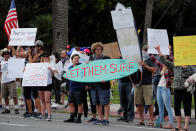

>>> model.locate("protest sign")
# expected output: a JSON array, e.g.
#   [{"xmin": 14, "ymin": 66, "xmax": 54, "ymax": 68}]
[
  {"xmin": 63, "ymin": 59, "xmax": 138, "ymax": 82},
  {"xmin": 103, "ymin": 42, "xmax": 121, "ymax": 58},
  {"xmin": 147, "ymin": 28, "xmax": 170, "ymax": 55},
  {"xmin": 173, "ymin": 35, "xmax": 196, "ymax": 66},
  {"xmin": 22, "ymin": 63, "xmax": 48, "ymax": 86},
  {"xmin": 111, "ymin": 3, "xmax": 134, "ymax": 29},
  {"xmin": 7, "ymin": 58, "xmax": 25, "ymax": 78},
  {"xmin": 9, "ymin": 28, "xmax": 37, "ymax": 46},
  {"xmin": 111, "ymin": 3, "xmax": 142, "ymax": 71}
]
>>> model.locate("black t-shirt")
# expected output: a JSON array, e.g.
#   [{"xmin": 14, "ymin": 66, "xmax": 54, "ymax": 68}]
[
  {"xmin": 141, "ymin": 58, "xmax": 155, "ymax": 85},
  {"xmin": 119, "ymin": 76, "xmax": 132, "ymax": 83}
]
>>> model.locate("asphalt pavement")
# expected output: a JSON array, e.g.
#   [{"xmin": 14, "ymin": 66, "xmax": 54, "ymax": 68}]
[{"xmin": 0, "ymin": 110, "xmax": 196, "ymax": 131}]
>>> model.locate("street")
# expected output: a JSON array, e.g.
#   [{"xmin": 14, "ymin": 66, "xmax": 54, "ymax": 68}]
[{"xmin": 0, "ymin": 111, "xmax": 196, "ymax": 131}]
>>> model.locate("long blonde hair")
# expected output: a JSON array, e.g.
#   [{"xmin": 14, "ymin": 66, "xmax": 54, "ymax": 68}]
[{"xmin": 40, "ymin": 56, "xmax": 51, "ymax": 63}]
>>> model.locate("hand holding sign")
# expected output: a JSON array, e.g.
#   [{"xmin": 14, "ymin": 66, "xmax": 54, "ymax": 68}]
[{"xmin": 9, "ymin": 28, "xmax": 37, "ymax": 46}]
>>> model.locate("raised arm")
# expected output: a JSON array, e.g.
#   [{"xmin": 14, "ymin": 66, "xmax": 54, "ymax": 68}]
[{"xmin": 154, "ymin": 45, "xmax": 174, "ymax": 69}]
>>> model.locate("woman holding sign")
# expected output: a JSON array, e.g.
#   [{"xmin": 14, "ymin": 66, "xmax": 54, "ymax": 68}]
[
  {"xmin": 38, "ymin": 52, "xmax": 55, "ymax": 121},
  {"xmin": 155, "ymin": 45, "xmax": 194, "ymax": 131}
]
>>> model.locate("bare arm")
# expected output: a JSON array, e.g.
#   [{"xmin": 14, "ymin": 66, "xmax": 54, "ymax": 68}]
[{"xmin": 139, "ymin": 61, "xmax": 156, "ymax": 73}]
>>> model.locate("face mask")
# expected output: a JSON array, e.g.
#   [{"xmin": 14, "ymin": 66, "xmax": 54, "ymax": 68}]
[
  {"xmin": 142, "ymin": 50, "xmax": 150, "ymax": 61},
  {"xmin": 33, "ymin": 48, "xmax": 37, "ymax": 54}
]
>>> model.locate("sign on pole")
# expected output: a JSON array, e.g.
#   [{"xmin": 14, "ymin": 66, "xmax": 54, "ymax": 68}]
[
  {"xmin": 111, "ymin": 3, "xmax": 142, "ymax": 71},
  {"xmin": 173, "ymin": 35, "xmax": 196, "ymax": 66},
  {"xmin": 7, "ymin": 58, "xmax": 25, "ymax": 78},
  {"xmin": 147, "ymin": 28, "xmax": 170, "ymax": 55},
  {"xmin": 22, "ymin": 63, "xmax": 48, "ymax": 86},
  {"xmin": 9, "ymin": 28, "xmax": 37, "ymax": 46},
  {"xmin": 111, "ymin": 6, "xmax": 134, "ymax": 29}
]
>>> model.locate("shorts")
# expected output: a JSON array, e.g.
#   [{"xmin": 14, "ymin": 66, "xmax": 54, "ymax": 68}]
[
  {"xmin": 1, "ymin": 81, "xmax": 17, "ymax": 98},
  {"xmin": 23, "ymin": 86, "xmax": 39, "ymax": 99},
  {"xmin": 68, "ymin": 91, "xmax": 83, "ymax": 104},
  {"xmin": 39, "ymin": 84, "xmax": 53, "ymax": 92},
  {"xmin": 91, "ymin": 86, "xmax": 110, "ymax": 105},
  {"xmin": 134, "ymin": 85, "xmax": 153, "ymax": 106}
]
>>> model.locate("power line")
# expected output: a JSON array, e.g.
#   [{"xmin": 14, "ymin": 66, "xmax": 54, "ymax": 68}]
[{"xmin": 153, "ymin": 0, "xmax": 176, "ymax": 28}]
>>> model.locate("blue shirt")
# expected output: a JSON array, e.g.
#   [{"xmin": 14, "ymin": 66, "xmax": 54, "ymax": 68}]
[{"xmin": 68, "ymin": 63, "xmax": 85, "ymax": 92}]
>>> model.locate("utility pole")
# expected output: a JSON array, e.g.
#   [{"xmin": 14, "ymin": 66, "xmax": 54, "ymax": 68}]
[{"xmin": 143, "ymin": 0, "xmax": 155, "ymax": 46}]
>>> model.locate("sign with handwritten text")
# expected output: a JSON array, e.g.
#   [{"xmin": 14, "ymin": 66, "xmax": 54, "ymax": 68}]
[
  {"xmin": 22, "ymin": 63, "xmax": 48, "ymax": 86},
  {"xmin": 63, "ymin": 59, "xmax": 138, "ymax": 82},
  {"xmin": 7, "ymin": 58, "xmax": 25, "ymax": 78},
  {"xmin": 174, "ymin": 35, "xmax": 196, "ymax": 66},
  {"xmin": 9, "ymin": 28, "xmax": 37, "ymax": 46},
  {"xmin": 111, "ymin": 6, "xmax": 134, "ymax": 29},
  {"xmin": 147, "ymin": 28, "xmax": 170, "ymax": 55}
]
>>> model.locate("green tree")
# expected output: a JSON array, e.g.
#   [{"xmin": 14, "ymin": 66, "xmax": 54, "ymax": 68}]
[{"xmin": 30, "ymin": 14, "xmax": 52, "ymax": 52}]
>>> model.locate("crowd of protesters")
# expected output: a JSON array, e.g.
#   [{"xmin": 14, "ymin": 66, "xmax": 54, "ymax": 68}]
[{"xmin": 0, "ymin": 40, "xmax": 196, "ymax": 131}]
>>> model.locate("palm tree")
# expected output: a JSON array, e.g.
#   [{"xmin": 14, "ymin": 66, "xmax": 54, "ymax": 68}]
[{"xmin": 52, "ymin": 0, "xmax": 69, "ymax": 53}]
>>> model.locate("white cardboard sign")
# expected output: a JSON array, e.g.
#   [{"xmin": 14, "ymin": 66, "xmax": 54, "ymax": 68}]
[
  {"xmin": 7, "ymin": 58, "xmax": 25, "ymax": 78},
  {"xmin": 111, "ymin": 3, "xmax": 134, "ymax": 29},
  {"xmin": 9, "ymin": 28, "xmax": 37, "ymax": 46},
  {"xmin": 22, "ymin": 63, "xmax": 48, "ymax": 87},
  {"xmin": 147, "ymin": 28, "xmax": 170, "ymax": 55}
]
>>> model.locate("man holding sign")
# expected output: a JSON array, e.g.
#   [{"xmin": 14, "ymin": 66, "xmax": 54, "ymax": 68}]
[
  {"xmin": 0, "ymin": 49, "xmax": 19, "ymax": 114},
  {"xmin": 89, "ymin": 42, "xmax": 111, "ymax": 126}
]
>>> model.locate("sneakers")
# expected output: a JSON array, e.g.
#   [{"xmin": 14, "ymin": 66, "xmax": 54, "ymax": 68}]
[
  {"xmin": 126, "ymin": 117, "xmax": 133, "ymax": 123},
  {"xmin": 92, "ymin": 120, "xmax": 103, "ymax": 125},
  {"xmin": 46, "ymin": 116, "xmax": 52, "ymax": 121},
  {"xmin": 23, "ymin": 112, "xmax": 33, "ymax": 118},
  {"xmin": 0, "ymin": 105, "xmax": 3, "ymax": 110},
  {"xmin": 88, "ymin": 117, "xmax": 97, "ymax": 123},
  {"xmin": 39, "ymin": 115, "xmax": 47, "ymax": 119},
  {"xmin": 34, "ymin": 112, "xmax": 42, "ymax": 118},
  {"xmin": 117, "ymin": 117, "xmax": 126, "ymax": 122},
  {"xmin": 2, "ymin": 109, "xmax": 10, "ymax": 114},
  {"xmin": 64, "ymin": 118, "xmax": 75, "ymax": 123},
  {"xmin": 101, "ymin": 120, "xmax": 110, "ymax": 126},
  {"xmin": 14, "ymin": 109, "xmax": 19, "ymax": 114},
  {"xmin": 84, "ymin": 117, "xmax": 88, "ymax": 122},
  {"xmin": 75, "ymin": 119, "xmax": 81, "ymax": 123}
]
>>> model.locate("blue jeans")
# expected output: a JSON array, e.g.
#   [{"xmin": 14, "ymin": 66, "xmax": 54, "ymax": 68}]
[
  {"xmin": 157, "ymin": 86, "xmax": 173, "ymax": 124},
  {"xmin": 118, "ymin": 80, "xmax": 134, "ymax": 119}
]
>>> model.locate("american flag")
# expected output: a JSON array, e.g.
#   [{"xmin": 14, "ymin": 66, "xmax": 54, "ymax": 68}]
[{"xmin": 4, "ymin": 0, "xmax": 19, "ymax": 39}]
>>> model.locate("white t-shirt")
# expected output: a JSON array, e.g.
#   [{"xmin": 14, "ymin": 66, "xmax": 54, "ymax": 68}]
[
  {"xmin": 54, "ymin": 61, "xmax": 63, "ymax": 81},
  {"xmin": 1, "ymin": 60, "xmax": 16, "ymax": 84},
  {"xmin": 47, "ymin": 63, "xmax": 55, "ymax": 85},
  {"xmin": 158, "ymin": 70, "xmax": 167, "ymax": 87}
]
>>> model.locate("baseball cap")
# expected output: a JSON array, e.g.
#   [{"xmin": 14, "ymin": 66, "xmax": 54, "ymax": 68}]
[{"xmin": 35, "ymin": 40, "xmax": 43, "ymax": 46}]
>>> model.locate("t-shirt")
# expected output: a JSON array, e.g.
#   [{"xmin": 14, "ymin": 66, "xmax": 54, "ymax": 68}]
[
  {"xmin": 158, "ymin": 70, "xmax": 167, "ymax": 87},
  {"xmin": 68, "ymin": 63, "xmax": 85, "ymax": 92},
  {"xmin": 54, "ymin": 61, "xmax": 63, "ymax": 81},
  {"xmin": 1, "ymin": 60, "xmax": 16, "ymax": 84},
  {"xmin": 89, "ymin": 55, "xmax": 111, "ymax": 89},
  {"xmin": 119, "ymin": 76, "xmax": 132, "ymax": 83},
  {"xmin": 141, "ymin": 58, "xmax": 155, "ymax": 85},
  {"xmin": 47, "ymin": 63, "xmax": 55, "ymax": 85}
]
